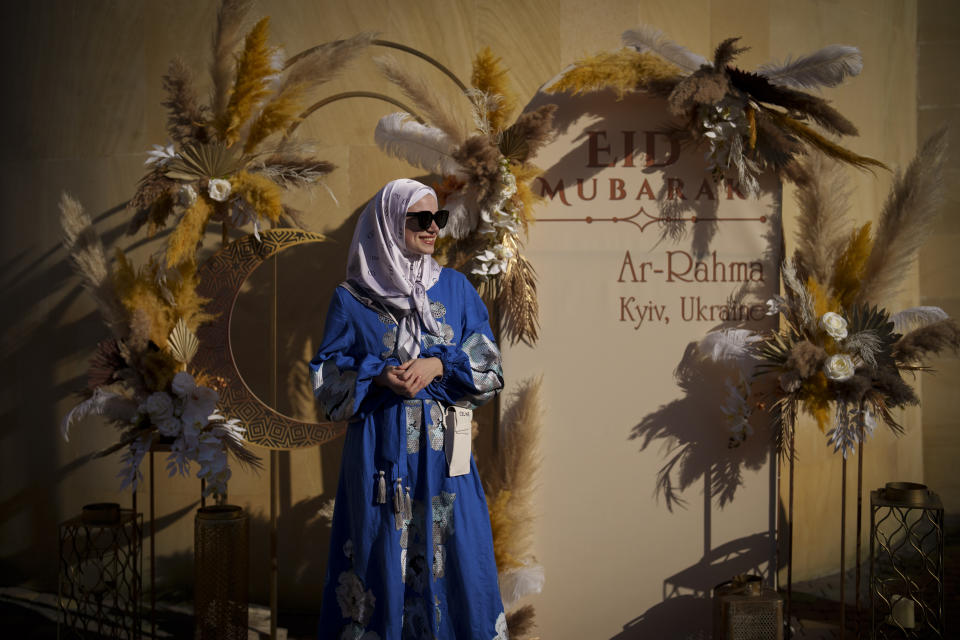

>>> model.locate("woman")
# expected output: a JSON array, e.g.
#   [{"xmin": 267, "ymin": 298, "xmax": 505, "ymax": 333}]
[{"xmin": 311, "ymin": 179, "xmax": 507, "ymax": 640}]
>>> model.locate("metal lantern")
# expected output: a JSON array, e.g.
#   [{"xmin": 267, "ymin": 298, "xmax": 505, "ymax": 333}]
[
  {"xmin": 194, "ymin": 505, "xmax": 249, "ymax": 639},
  {"xmin": 870, "ymin": 482, "xmax": 944, "ymax": 638},
  {"xmin": 712, "ymin": 575, "xmax": 784, "ymax": 640}
]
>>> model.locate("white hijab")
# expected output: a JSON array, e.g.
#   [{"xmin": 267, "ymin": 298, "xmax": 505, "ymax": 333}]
[{"xmin": 345, "ymin": 179, "xmax": 442, "ymax": 361}]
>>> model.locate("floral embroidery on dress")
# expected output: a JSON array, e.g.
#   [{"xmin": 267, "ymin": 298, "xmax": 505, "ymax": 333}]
[
  {"xmin": 313, "ymin": 360, "xmax": 358, "ymax": 421},
  {"xmin": 430, "ymin": 301, "xmax": 446, "ymax": 319},
  {"xmin": 400, "ymin": 500, "xmax": 428, "ymax": 592},
  {"xmin": 401, "ymin": 597, "xmax": 431, "ymax": 640},
  {"xmin": 459, "ymin": 332, "xmax": 503, "ymax": 408},
  {"xmin": 423, "ymin": 299, "xmax": 455, "ymax": 348},
  {"xmin": 426, "ymin": 400, "xmax": 444, "ymax": 451},
  {"xmin": 381, "ymin": 326, "xmax": 398, "ymax": 358},
  {"xmin": 492, "ymin": 611, "xmax": 509, "ymax": 640},
  {"xmin": 404, "ymin": 400, "xmax": 422, "ymax": 453},
  {"xmin": 335, "ymin": 570, "xmax": 376, "ymax": 627},
  {"xmin": 431, "ymin": 492, "xmax": 456, "ymax": 580}
]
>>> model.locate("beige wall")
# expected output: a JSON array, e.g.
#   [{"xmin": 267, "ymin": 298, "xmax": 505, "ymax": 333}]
[
  {"xmin": 0, "ymin": 0, "xmax": 944, "ymax": 635},
  {"xmin": 918, "ymin": 0, "xmax": 960, "ymax": 518}
]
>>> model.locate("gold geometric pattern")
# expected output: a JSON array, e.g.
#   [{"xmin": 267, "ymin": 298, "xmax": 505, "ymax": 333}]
[{"xmin": 195, "ymin": 229, "xmax": 344, "ymax": 449}]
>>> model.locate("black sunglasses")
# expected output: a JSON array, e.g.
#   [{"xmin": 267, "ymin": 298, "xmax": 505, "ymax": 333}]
[{"xmin": 406, "ymin": 210, "xmax": 449, "ymax": 231}]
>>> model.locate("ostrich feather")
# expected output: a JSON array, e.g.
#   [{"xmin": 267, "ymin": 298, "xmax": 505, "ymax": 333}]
[
  {"xmin": 374, "ymin": 113, "xmax": 463, "ymax": 176},
  {"xmin": 890, "ymin": 306, "xmax": 949, "ymax": 334},
  {"xmin": 758, "ymin": 45, "xmax": 862, "ymax": 89},
  {"xmin": 699, "ymin": 329, "xmax": 761, "ymax": 362},
  {"xmin": 439, "ymin": 191, "xmax": 478, "ymax": 240},
  {"xmin": 498, "ymin": 563, "xmax": 545, "ymax": 608},
  {"xmin": 376, "ymin": 56, "xmax": 471, "ymax": 144},
  {"xmin": 61, "ymin": 389, "xmax": 138, "ymax": 442},
  {"xmin": 621, "ymin": 25, "xmax": 708, "ymax": 73}
]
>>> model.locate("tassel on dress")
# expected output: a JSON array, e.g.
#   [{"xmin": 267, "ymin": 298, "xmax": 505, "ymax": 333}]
[{"xmin": 376, "ymin": 470, "xmax": 386, "ymax": 504}]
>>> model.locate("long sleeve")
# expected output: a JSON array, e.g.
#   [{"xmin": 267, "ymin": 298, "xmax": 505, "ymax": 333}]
[
  {"xmin": 309, "ymin": 289, "xmax": 389, "ymax": 422},
  {"xmin": 424, "ymin": 275, "xmax": 504, "ymax": 408}
]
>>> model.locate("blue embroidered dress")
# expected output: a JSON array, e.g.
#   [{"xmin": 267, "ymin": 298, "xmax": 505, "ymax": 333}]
[{"xmin": 311, "ymin": 267, "xmax": 507, "ymax": 640}]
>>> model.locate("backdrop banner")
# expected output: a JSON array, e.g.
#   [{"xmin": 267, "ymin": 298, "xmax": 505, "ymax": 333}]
[{"xmin": 501, "ymin": 88, "xmax": 782, "ymax": 639}]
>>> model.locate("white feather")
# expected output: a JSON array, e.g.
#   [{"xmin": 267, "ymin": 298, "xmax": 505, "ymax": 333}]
[
  {"xmin": 757, "ymin": 45, "xmax": 862, "ymax": 89},
  {"xmin": 890, "ymin": 306, "xmax": 949, "ymax": 334},
  {"xmin": 699, "ymin": 329, "xmax": 761, "ymax": 362},
  {"xmin": 621, "ymin": 25, "xmax": 708, "ymax": 73},
  {"xmin": 374, "ymin": 113, "xmax": 463, "ymax": 176},
  {"xmin": 61, "ymin": 389, "xmax": 137, "ymax": 442},
  {"xmin": 498, "ymin": 563, "xmax": 545, "ymax": 608},
  {"xmin": 441, "ymin": 192, "xmax": 479, "ymax": 240}
]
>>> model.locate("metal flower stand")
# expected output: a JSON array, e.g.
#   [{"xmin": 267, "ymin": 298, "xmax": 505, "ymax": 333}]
[
  {"xmin": 870, "ymin": 482, "xmax": 945, "ymax": 638},
  {"xmin": 58, "ymin": 508, "xmax": 142, "ymax": 639}
]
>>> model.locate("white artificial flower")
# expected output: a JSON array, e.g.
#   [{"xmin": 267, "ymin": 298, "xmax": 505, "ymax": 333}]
[
  {"xmin": 824, "ymin": 353, "xmax": 856, "ymax": 382},
  {"xmin": 820, "ymin": 311, "xmax": 849, "ymax": 340},
  {"xmin": 208, "ymin": 178, "xmax": 233, "ymax": 202},
  {"xmin": 177, "ymin": 184, "xmax": 198, "ymax": 208},
  {"xmin": 493, "ymin": 611, "xmax": 508, "ymax": 640},
  {"xmin": 145, "ymin": 143, "xmax": 177, "ymax": 166},
  {"xmin": 155, "ymin": 416, "xmax": 183, "ymax": 438},
  {"xmin": 171, "ymin": 371, "xmax": 197, "ymax": 397},
  {"xmin": 144, "ymin": 392, "xmax": 175, "ymax": 421},
  {"xmin": 181, "ymin": 385, "xmax": 219, "ymax": 428}
]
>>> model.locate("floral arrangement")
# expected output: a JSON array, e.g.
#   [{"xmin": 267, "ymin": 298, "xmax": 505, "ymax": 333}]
[
  {"xmin": 701, "ymin": 131, "xmax": 957, "ymax": 457},
  {"xmin": 373, "ymin": 48, "xmax": 556, "ymax": 345},
  {"xmin": 59, "ymin": 0, "xmax": 370, "ymax": 497},
  {"xmin": 546, "ymin": 25, "xmax": 886, "ymax": 194}
]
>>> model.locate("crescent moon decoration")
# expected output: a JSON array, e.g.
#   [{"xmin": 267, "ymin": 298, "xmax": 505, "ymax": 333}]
[{"xmin": 194, "ymin": 228, "xmax": 344, "ymax": 449}]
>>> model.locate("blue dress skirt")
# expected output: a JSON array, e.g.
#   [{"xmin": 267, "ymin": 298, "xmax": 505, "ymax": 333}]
[{"xmin": 311, "ymin": 268, "xmax": 508, "ymax": 640}]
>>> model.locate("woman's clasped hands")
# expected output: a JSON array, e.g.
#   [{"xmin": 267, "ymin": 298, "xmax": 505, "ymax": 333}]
[{"xmin": 375, "ymin": 357, "xmax": 443, "ymax": 398}]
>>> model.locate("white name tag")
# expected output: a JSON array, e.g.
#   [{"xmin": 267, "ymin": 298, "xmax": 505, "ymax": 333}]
[{"xmin": 444, "ymin": 406, "xmax": 473, "ymax": 477}]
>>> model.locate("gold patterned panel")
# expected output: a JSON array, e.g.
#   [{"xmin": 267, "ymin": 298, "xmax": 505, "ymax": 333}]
[{"xmin": 194, "ymin": 228, "xmax": 344, "ymax": 449}]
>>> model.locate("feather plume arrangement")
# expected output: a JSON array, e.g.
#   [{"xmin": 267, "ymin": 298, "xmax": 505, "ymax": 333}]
[
  {"xmin": 132, "ymin": 0, "xmax": 363, "ymax": 242},
  {"xmin": 700, "ymin": 129, "xmax": 956, "ymax": 458},
  {"xmin": 63, "ymin": 0, "xmax": 402, "ymax": 499},
  {"xmin": 548, "ymin": 25, "xmax": 885, "ymax": 190},
  {"xmin": 375, "ymin": 47, "xmax": 557, "ymax": 345},
  {"xmin": 505, "ymin": 605, "xmax": 537, "ymax": 639},
  {"xmin": 499, "ymin": 563, "xmax": 545, "ymax": 609}
]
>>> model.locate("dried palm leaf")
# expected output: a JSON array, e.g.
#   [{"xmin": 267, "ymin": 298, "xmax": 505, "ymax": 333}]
[
  {"xmin": 621, "ymin": 25, "xmax": 708, "ymax": 72},
  {"xmin": 165, "ymin": 141, "xmax": 242, "ymax": 181},
  {"xmin": 376, "ymin": 55, "xmax": 471, "ymax": 144},
  {"xmin": 253, "ymin": 155, "xmax": 335, "ymax": 188},
  {"xmin": 763, "ymin": 108, "xmax": 886, "ymax": 172},
  {"xmin": 857, "ymin": 128, "xmax": 948, "ymax": 304},
  {"xmin": 88, "ymin": 339, "xmax": 125, "ymax": 391},
  {"xmin": 699, "ymin": 328, "xmax": 761, "ymax": 362},
  {"xmin": 166, "ymin": 317, "xmax": 199, "ymax": 365},
  {"xmin": 213, "ymin": 422, "xmax": 264, "ymax": 470},
  {"xmin": 498, "ymin": 254, "xmax": 540, "ymax": 346},
  {"xmin": 758, "ymin": 45, "xmax": 862, "ymax": 89}
]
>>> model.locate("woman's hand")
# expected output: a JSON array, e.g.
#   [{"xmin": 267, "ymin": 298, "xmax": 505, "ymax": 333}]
[{"xmin": 374, "ymin": 357, "xmax": 443, "ymax": 398}]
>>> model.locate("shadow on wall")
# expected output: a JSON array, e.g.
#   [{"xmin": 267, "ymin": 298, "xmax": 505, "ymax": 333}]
[{"xmin": 611, "ymin": 531, "xmax": 774, "ymax": 640}]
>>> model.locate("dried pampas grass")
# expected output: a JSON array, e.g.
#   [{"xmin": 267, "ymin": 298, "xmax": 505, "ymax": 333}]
[
  {"xmin": 857, "ymin": 128, "xmax": 949, "ymax": 305},
  {"xmin": 484, "ymin": 376, "xmax": 543, "ymax": 571},
  {"xmin": 792, "ymin": 152, "xmax": 853, "ymax": 284},
  {"xmin": 162, "ymin": 58, "xmax": 208, "ymax": 145},
  {"xmin": 376, "ymin": 55, "xmax": 471, "ymax": 145},
  {"xmin": 210, "ymin": 0, "xmax": 255, "ymax": 124},
  {"xmin": 892, "ymin": 319, "xmax": 960, "ymax": 363},
  {"xmin": 545, "ymin": 49, "xmax": 681, "ymax": 99},
  {"xmin": 505, "ymin": 605, "xmax": 537, "ymax": 639},
  {"xmin": 165, "ymin": 196, "xmax": 212, "ymax": 267},
  {"xmin": 504, "ymin": 104, "xmax": 557, "ymax": 162},
  {"xmin": 830, "ymin": 222, "xmax": 872, "ymax": 309},
  {"xmin": 231, "ymin": 171, "xmax": 285, "ymax": 223},
  {"xmin": 219, "ymin": 17, "xmax": 276, "ymax": 145},
  {"xmin": 59, "ymin": 193, "xmax": 128, "ymax": 339},
  {"xmin": 471, "ymin": 47, "xmax": 517, "ymax": 132}
]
